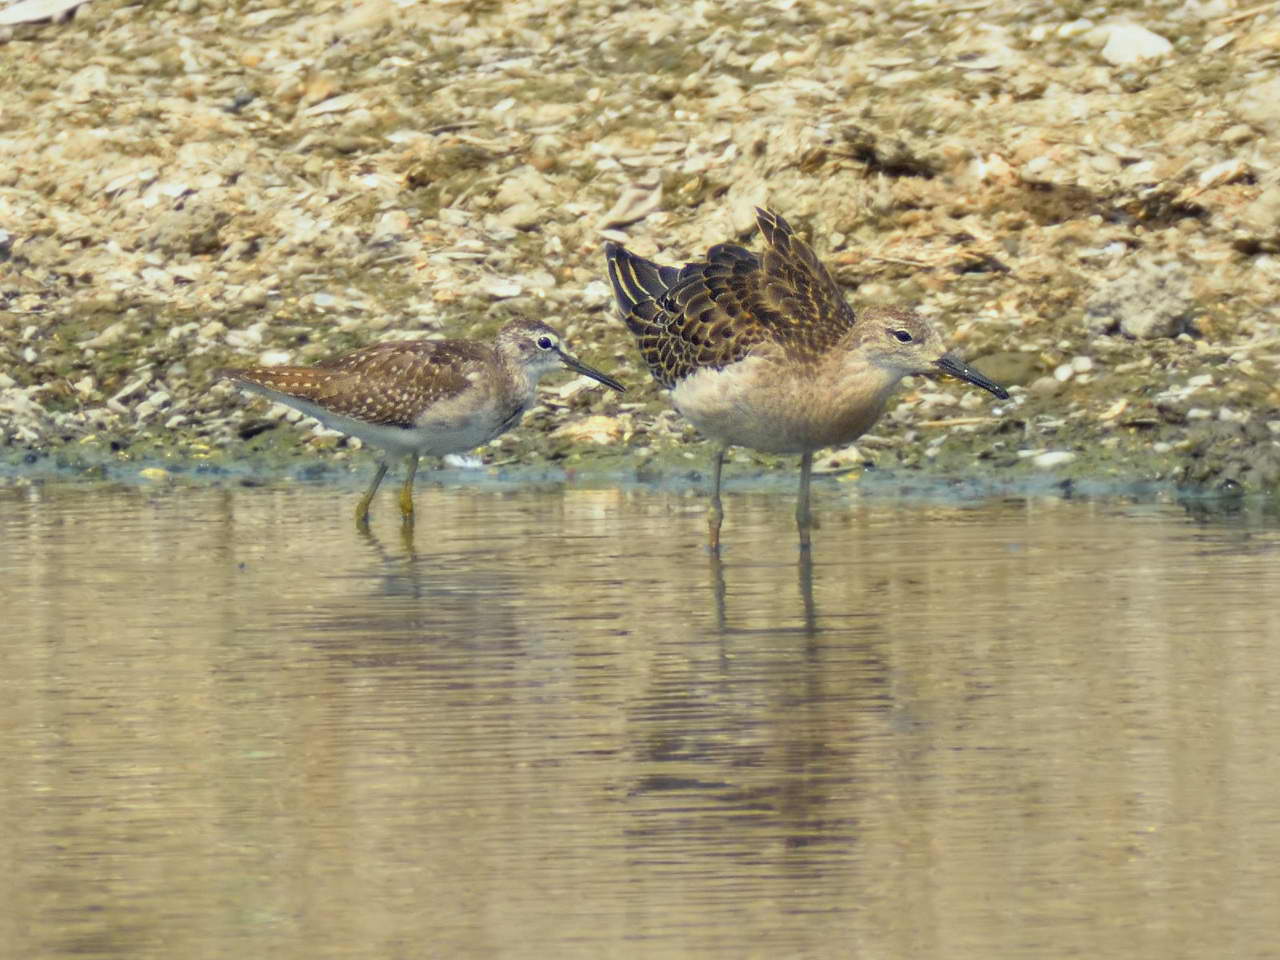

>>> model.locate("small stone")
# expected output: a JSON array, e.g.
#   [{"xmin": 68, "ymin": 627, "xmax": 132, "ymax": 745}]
[
  {"xmin": 147, "ymin": 203, "xmax": 228, "ymax": 255},
  {"xmin": 1032, "ymin": 451, "xmax": 1077, "ymax": 469},
  {"xmin": 226, "ymin": 323, "xmax": 266, "ymax": 349},
  {"xmin": 969, "ymin": 352, "xmax": 1039, "ymax": 388},
  {"xmin": 64, "ymin": 64, "xmax": 110, "ymax": 102},
  {"xmin": 372, "ymin": 210, "xmax": 411, "ymax": 242},
  {"xmin": 551, "ymin": 415, "xmax": 625, "ymax": 445},
  {"xmin": 481, "ymin": 277, "xmax": 523, "ymax": 299},
  {"xmin": 1099, "ymin": 398, "xmax": 1128, "ymax": 421},
  {"xmin": 1058, "ymin": 18, "xmax": 1095, "ymax": 39},
  {"xmin": 495, "ymin": 201, "xmax": 543, "ymax": 231},
  {"xmin": 1084, "ymin": 258, "xmax": 1194, "ymax": 339},
  {"xmin": 1218, "ymin": 126, "xmax": 1249, "ymax": 146},
  {"xmin": 493, "ymin": 168, "xmax": 554, "ymax": 209},
  {"xmin": 442, "ymin": 454, "xmax": 485, "ymax": 470},
  {"xmin": 580, "ymin": 280, "xmax": 612, "ymax": 306},
  {"xmin": 750, "ymin": 51, "xmax": 782, "ymax": 73},
  {"xmin": 1198, "ymin": 159, "xmax": 1248, "ymax": 189},
  {"xmin": 1029, "ymin": 376, "xmax": 1063, "ymax": 397},
  {"xmin": 598, "ymin": 183, "xmax": 662, "ymax": 230},
  {"xmin": 81, "ymin": 321, "xmax": 128, "ymax": 349},
  {"xmin": 1098, "ymin": 24, "xmax": 1173, "ymax": 66},
  {"xmin": 238, "ymin": 286, "xmax": 268, "ymax": 308}
]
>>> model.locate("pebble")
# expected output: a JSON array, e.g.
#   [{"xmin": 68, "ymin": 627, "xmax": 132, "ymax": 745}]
[
  {"xmin": 579, "ymin": 280, "xmax": 612, "ymax": 306},
  {"xmin": 1084, "ymin": 259, "xmax": 1193, "ymax": 340},
  {"xmin": 372, "ymin": 210, "xmax": 412, "ymax": 241},
  {"xmin": 1032, "ymin": 451, "xmax": 1078, "ymax": 470},
  {"xmin": 1097, "ymin": 24, "xmax": 1173, "ymax": 66},
  {"xmin": 494, "ymin": 201, "xmax": 543, "ymax": 230},
  {"xmin": 226, "ymin": 323, "xmax": 266, "ymax": 349},
  {"xmin": 480, "ymin": 277, "xmax": 523, "ymax": 299},
  {"xmin": 551, "ymin": 415, "xmax": 625, "ymax": 445},
  {"xmin": 598, "ymin": 183, "xmax": 663, "ymax": 230},
  {"xmin": 81, "ymin": 322, "xmax": 128, "ymax": 349},
  {"xmin": 1029, "ymin": 376, "xmax": 1063, "ymax": 397}
]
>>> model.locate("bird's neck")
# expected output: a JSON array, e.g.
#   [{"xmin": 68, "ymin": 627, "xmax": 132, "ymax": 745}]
[
  {"xmin": 497, "ymin": 354, "xmax": 542, "ymax": 410},
  {"xmin": 835, "ymin": 353, "xmax": 906, "ymax": 410}
]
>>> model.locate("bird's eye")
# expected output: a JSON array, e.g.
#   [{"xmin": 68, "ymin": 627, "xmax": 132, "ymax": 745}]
[
  {"xmin": 536, "ymin": 335, "xmax": 555, "ymax": 350},
  {"xmin": 890, "ymin": 329, "xmax": 913, "ymax": 343}
]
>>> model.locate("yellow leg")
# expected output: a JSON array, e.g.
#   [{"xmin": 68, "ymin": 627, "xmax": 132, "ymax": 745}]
[
  {"xmin": 355, "ymin": 460, "xmax": 389, "ymax": 529},
  {"xmin": 796, "ymin": 451, "xmax": 814, "ymax": 551},
  {"xmin": 707, "ymin": 446, "xmax": 727, "ymax": 553},
  {"xmin": 398, "ymin": 453, "xmax": 419, "ymax": 526}
]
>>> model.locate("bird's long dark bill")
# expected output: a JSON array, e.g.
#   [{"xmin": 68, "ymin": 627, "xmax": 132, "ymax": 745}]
[
  {"xmin": 559, "ymin": 351, "xmax": 626, "ymax": 392},
  {"xmin": 934, "ymin": 354, "xmax": 1009, "ymax": 400}
]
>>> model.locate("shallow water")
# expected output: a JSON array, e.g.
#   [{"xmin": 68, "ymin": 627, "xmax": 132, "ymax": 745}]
[{"xmin": 3, "ymin": 479, "xmax": 1280, "ymax": 959}]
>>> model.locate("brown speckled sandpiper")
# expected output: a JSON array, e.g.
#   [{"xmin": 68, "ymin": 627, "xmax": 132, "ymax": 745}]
[
  {"xmin": 217, "ymin": 318, "xmax": 625, "ymax": 528},
  {"xmin": 605, "ymin": 207, "xmax": 1008, "ymax": 552}
]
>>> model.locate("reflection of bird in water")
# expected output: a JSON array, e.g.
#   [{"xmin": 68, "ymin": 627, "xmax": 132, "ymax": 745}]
[
  {"xmin": 311, "ymin": 508, "xmax": 531, "ymax": 670},
  {"xmin": 709, "ymin": 551, "xmax": 817, "ymax": 639}
]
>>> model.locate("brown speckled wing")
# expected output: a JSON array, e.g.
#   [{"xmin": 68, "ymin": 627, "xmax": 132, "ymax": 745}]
[
  {"xmin": 740, "ymin": 207, "xmax": 857, "ymax": 358},
  {"xmin": 604, "ymin": 209, "xmax": 856, "ymax": 389},
  {"xmin": 229, "ymin": 340, "xmax": 482, "ymax": 427},
  {"xmin": 605, "ymin": 241, "xmax": 763, "ymax": 389}
]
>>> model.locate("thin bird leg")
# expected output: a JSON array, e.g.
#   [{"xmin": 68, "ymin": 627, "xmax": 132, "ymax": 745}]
[
  {"xmin": 398, "ymin": 453, "xmax": 419, "ymax": 526},
  {"xmin": 355, "ymin": 460, "xmax": 389, "ymax": 529},
  {"xmin": 796, "ymin": 451, "xmax": 814, "ymax": 552},
  {"xmin": 707, "ymin": 446, "xmax": 728, "ymax": 553}
]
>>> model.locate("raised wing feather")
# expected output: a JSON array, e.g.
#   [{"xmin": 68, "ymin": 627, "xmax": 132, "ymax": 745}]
[
  {"xmin": 752, "ymin": 207, "xmax": 857, "ymax": 346},
  {"xmin": 604, "ymin": 209, "xmax": 856, "ymax": 388}
]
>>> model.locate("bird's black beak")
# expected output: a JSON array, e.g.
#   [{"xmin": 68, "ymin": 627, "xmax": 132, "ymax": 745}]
[
  {"xmin": 934, "ymin": 354, "xmax": 1009, "ymax": 400},
  {"xmin": 558, "ymin": 350, "xmax": 626, "ymax": 393}
]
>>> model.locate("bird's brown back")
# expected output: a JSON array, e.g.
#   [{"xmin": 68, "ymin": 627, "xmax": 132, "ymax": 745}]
[
  {"xmin": 605, "ymin": 208, "xmax": 858, "ymax": 388},
  {"xmin": 221, "ymin": 339, "xmax": 487, "ymax": 428}
]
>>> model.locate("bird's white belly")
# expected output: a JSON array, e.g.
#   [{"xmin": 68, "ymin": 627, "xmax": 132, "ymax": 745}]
[
  {"xmin": 276, "ymin": 395, "xmax": 522, "ymax": 457},
  {"xmin": 670, "ymin": 357, "xmax": 895, "ymax": 454}
]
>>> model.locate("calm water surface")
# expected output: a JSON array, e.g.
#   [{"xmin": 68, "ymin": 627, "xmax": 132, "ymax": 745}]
[{"xmin": 2, "ymin": 480, "xmax": 1279, "ymax": 959}]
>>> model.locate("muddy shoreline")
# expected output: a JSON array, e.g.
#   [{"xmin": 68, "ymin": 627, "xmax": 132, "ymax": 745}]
[{"xmin": 4, "ymin": 0, "xmax": 1280, "ymax": 498}]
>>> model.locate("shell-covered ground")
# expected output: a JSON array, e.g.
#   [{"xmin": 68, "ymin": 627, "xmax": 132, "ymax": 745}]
[{"xmin": 4, "ymin": 0, "xmax": 1280, "ymax": 495}]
